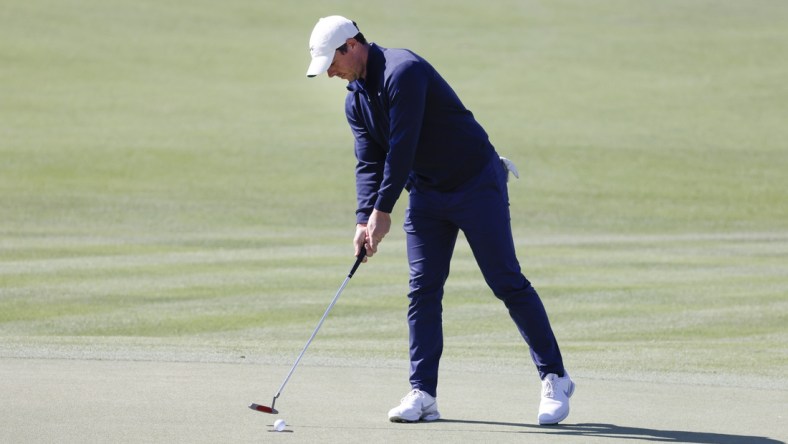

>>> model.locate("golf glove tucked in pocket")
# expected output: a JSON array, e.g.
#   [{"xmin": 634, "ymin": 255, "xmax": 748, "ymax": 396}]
[{"xmin": 500, "ymin": 156, "xmax": 520, "ymax": 182}]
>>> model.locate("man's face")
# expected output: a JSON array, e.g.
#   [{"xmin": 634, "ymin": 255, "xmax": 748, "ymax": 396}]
[{"xmin": 327, "ymin": 40, "xmax": 365, "ymax": 81}]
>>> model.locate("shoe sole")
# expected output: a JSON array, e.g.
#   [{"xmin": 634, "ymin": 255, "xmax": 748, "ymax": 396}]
[
  {"xmin": 389, "ymin": 412, "xmax": 441, "ymax": 423},
  {"xmin": 389, "ymin": 417, "xmax": 418, "ymax": 423},
  {"xmin": 538, "ymin": 409, "xmax": 570, "ymax": 426}
]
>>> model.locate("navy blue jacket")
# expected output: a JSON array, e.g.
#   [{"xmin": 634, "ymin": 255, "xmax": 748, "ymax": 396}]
[{"xmin": 346, "ymin": 44, "xmax": 495, "ymax": 224}]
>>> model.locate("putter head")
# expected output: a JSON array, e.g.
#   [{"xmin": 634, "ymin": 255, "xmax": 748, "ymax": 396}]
[{"xmin": 249, "ymin": 403, "xmax": 278, "ymax": 414}]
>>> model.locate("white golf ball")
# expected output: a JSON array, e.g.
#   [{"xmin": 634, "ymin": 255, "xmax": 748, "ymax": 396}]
[{"xmin": 273, "ymin": 419, "xmax": 286, "ymax": 432}]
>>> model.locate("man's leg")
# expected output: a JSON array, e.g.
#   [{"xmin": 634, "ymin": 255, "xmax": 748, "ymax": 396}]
[
  {"xmin": 387, "ymin": 199, "xmax": 457, "ymax": 422},
  {"xmin": 402, "ymin": 204, "xmax": 459, "ymax": 397},
  {"xmin": 454, "ymin": 157, "xmax": 564, "ymax": 378},
  {"xmin": 453, "ymin": 156, "xmax": 573, "ymax": 424}
]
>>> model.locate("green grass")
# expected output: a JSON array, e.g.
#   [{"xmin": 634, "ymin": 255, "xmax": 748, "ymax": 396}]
[{"xmin": 1, "ymin": 0, "xmax": 787, "ymax": 387}]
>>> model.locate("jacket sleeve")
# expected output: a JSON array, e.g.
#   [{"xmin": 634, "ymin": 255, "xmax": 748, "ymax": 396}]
[
  {"xmin": 346, "ymin": 92, "xmax": 385, "ymax": 224},
  {"xmin": 374, "ymin": 61, "xmax": 428, "ymax": 214}
]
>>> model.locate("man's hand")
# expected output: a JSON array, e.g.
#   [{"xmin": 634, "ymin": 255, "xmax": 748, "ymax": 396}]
[
  {"xmin": 354, "ymin": 224, "xmax": 369, "ymax": 262},
  {"xmin": 365, "ymin": 209, "xmax": 391, "ymax": 258}
]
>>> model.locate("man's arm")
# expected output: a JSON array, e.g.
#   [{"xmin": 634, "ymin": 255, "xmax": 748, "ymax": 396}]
[
  {"xmin": 346, "ymin": 92, "xmax": 390, "ymax": 259},
  {"xmin": 346, "ymin": 93, "xmax": 385, "ymax": 225},
  {"xmin": 374, "ymin": 61, "xmax": 429, "ymax": 214}
]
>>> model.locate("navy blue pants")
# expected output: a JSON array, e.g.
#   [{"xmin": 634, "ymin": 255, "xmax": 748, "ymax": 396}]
[{"xmin": 403, "ymin": 154, "xmax": 565, "ymax": 398}]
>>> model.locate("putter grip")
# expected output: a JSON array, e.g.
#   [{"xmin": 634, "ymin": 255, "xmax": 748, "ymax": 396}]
[{"xmin": 349, "ymin": 246, "xmax": 366, "ymax": 278}]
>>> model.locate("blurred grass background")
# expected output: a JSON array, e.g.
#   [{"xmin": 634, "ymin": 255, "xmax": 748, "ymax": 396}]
[{"xmin": 1, "ymin": 0, "xmax": 786, "ymax": 386}]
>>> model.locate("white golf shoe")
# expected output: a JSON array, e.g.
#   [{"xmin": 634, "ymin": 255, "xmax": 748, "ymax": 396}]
[
  {"xmin": 538, "ymin": 372, "xmax": 575, "ymax": 425},
  {"xmin": 388, "ymin": 389, "xmax": 441, "ymax": 422}
]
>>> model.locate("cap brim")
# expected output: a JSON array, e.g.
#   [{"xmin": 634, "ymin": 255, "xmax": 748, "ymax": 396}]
[{"xmin": 306, "ymin": 54, "xmax": 332, "ymax": 78}]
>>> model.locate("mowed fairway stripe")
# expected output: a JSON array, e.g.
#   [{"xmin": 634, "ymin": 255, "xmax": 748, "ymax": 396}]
[
  {"xmin": 2, "ymin": 231, "xmax": 786, "ymax": 275},
  {"xmin": 0, "ymin": 245, "xmax": 341, "ymax": 275}
]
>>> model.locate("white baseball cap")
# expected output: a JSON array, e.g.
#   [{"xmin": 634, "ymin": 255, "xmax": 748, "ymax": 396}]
[{"xmin": 306, "ymin": 16, "xmax": 359, "ymax": 78}]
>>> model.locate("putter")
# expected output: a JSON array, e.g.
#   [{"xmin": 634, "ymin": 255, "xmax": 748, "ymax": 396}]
[{"xmin": 249, "ymin": 246, "xmax": 367, "ymax": 415}]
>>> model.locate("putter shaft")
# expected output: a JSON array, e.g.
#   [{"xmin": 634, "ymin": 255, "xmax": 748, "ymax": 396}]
[{"xmin": 250, "ymin": 248, "xmax": 366, "ymax": 413}]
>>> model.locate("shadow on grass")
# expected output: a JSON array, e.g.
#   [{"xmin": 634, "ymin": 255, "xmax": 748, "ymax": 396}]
[{"xmin": 438, "ymin": 420, "xmax": 785, "ymax": 444}]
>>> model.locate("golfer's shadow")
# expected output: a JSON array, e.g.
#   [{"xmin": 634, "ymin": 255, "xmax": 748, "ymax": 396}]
[{"xmin": 437, "ymin": 420, "xmax": 784, "ymax": 444}]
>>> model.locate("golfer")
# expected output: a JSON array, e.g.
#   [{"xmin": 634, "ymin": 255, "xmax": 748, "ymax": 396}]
[{"xmin": 306, "ymin": 16, "xmax": 574, "ymax": 425}]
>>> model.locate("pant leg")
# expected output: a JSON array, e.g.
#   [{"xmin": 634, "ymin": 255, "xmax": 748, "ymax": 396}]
[
  {"xmin": 454, "ymin": 156, "xmax": 565, "ymax": 379},
  {"xmin": 403, "ymin": 193, "xmax": 459, "ymax": 398}
]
